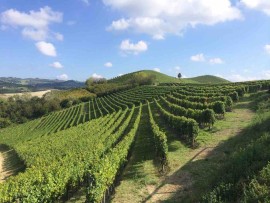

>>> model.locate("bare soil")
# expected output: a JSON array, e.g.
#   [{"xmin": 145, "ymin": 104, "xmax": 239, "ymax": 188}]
[
  {"xmin": 0, "ymin": 145, "xmax": 24, "ymax": 183},
  {"xmin": 0, "ymin": 90, "xmax": 52, "ymax": 99}
]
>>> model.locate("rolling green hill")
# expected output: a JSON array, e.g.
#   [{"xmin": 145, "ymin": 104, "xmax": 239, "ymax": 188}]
[
  {"xmin": 189, "ymin": 75, "xmax": 230, "ymax": 84},
  {"xmin": 108, "ymin": 70, "xmax": 230, "ymax": 84},
  {"xmin": 108, "ymin": 70, "xmax": 195, "ymax": 84}
]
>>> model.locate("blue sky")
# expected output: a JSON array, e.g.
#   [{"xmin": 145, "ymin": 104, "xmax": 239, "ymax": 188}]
[{"xmin": 0, "ymin": 0, "xmax": 269, "ymax": 82}]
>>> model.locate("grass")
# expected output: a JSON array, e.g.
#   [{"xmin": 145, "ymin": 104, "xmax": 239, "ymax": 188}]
[
  {"xmin": 108, "ymin": 70, "xmax": 230, "ymax": 85},
  {"xmin": 108, "ymin": 70, "xmax": 197, "ymax": 84},
  {"xmin": 189, "ymin": 75, "xmax": 230, "ymax": 84},
  {"xmin": 111, "ymin": 104, "xmax": 158, "ymax": 203},
  {"xmin": 111, "ymin": 93, "xmax": 257, "ymax": 202}
]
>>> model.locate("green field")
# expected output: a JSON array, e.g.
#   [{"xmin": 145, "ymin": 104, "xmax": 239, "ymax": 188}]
[{"xmin": 0, "ymin": 77, "xmax": 269, "ymax": 202}]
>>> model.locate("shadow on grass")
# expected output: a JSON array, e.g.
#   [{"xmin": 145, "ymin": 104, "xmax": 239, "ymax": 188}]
[
  {"xmin": 116, "ymin": 104, "xmax": 157, "ymax": 182},
  {"xmin": 150, "ymin": 102, "xmax": 191, "ymax": 152},
  {"xmin": 142, "ymin": 93, "xmax": 270, "ymax": 203},
  {"xmin": 0, "ymin": 144, "xmax": 25, "ymax": 182}
]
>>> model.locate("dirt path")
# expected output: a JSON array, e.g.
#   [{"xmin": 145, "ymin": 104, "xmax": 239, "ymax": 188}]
[
  {"xmin": 0, "ymin": 145, "xmax": 24, "ymax": 183},
  {"xmin": 144, "ymin": 98, "xmax": 255, "ymax": 202}
]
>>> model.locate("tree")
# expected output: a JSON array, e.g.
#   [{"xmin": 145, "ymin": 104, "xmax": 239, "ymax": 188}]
[
  {"xmin": 178, "ymin": 73, "xmax": 182, "ymax": 79},
  {"xmin": 0, "ymin": 117, "xmax": 11, "ymax": 128},
  {"xmin": 127, "ymin": 72, "xmax": 156, "ymax": 86}
]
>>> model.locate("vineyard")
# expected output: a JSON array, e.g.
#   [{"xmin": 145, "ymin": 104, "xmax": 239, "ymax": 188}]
[{"xmin": 0, "ymin": 79, "xmax": 269, "ymax": 202}]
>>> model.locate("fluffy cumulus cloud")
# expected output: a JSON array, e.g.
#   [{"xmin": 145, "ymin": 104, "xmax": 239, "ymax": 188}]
[
  {"xmin": 264, "ymin": 44, "xmax": 270, "ymax": 54},
  {"xmin": 57, "ymin": 74, "xmax": 68, "ymax": 80},
  {"xmin": 50, "ymin": 61, "xmax": 63, "ymax": 68},
  {"xmin": 209, "ymin": 58, "xmax": 224, "ymax": 64},
  {"xmin": 0, "ymin": 6, "xmax": 63, "ymax": 41},
  {"xmin": 104, "ymin": 0, "xmax": 242, "ymax": 39},
  {"xmin": 104, "ymin": 62, "xmax": 113, "ymax": 67},
  {"xmin": 120, "ymin": 39, "xmax": 148, "ymax": 54},
  {"xmin": 190, "ymin": 53, "xmax": 205, "ymax": 62},
  {"xmin": 153, "ymin": 68, "xmax": 160, "ymax": 72},
  {"xmin": 241, "ymin": 0, "xmax": 270, "ymax": 16},
  {"xmin": 92, "ymin": 73, "xmax": 103, "ymax": 79},
  {"xmin": 35, "ymin": 41, "xmax": 57, "ymax": 57},
  {"xmin": 191, "ymin": 54, "xmax": 224, "ymax": 64}
]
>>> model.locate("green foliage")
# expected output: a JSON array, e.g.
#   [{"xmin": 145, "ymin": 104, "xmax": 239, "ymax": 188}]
[
  {"xmin": 212, "ymin": 101, "xmax": 226, "ymax": 116},
  {"xmin": 86, "ymin": 104, "xmax": 142, "ymax": 202},
  {"xmin": 0, "ymin": 117, "xmax": 11, "ymax": 128},
  {"xmin": 45, "ymin": 88, "xmax": 96, "ymax": 101},
  {"xmin": 0, "ymin": 95, "xmax": 61, "ymax": 126},
  {"xmin": 155, "ymin": 99, "xmax": 199, "ymax": 146},
  {"xmin": 202, "ymin": 96, "xmax": 270, "ymax": 203},
  {"xmin": 126, "ymin": 72, "xmax": 157, "ymax": 86},
  {"xmin": 160, "ymin": 96, "xmax": 216, "ymax": 128},
  {"xmin": 229, "ymin": 91, "xmax": 239, "ymax": 102},
  {"xmin": 201, "ymin": 109, "xmax": 216, "ymax": 129},
  {"xmin": 243, "ymin": 163, "xmax": 270, "ymax": 203},
  {"xmin": 147, "ymin": 101, "xmax": 168, "ymax": 168}
]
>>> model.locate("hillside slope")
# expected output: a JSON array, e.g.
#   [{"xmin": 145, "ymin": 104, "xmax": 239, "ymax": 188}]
[
  {"xmin": 189, "ymin": 75, "xmax": 230, "ymax": 84},
  {"xmin": 109, "ymin": 70, "xmax": 187, "ymax": 84},
  {"xmin": 108, "ymin": 70, "xmax": 229, "ymax": 84}
]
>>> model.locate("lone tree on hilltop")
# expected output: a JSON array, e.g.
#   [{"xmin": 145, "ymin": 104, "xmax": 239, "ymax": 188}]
[{"xmin": 178, "ymin": 73, "xmax": 182, "ymax": 79}]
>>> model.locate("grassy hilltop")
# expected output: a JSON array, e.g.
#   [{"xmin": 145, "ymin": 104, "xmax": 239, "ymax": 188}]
[{"xmin": 108, "ymin": 70, "xmax": 230, "ymax": 84}]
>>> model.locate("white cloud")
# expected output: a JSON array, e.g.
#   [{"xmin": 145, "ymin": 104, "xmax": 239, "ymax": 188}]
[
  {"xmin": 50, "ymin": 61, "xmax": 63, "ymax": 69},
  {"xmin": 241, "ymin": 0, "xmax": 270, "ymax": 16},
  {"xmin": 217, "ymin": 70, "xmax": 270, "ymax": 82},
  {"xmin": 153, "ymin": 68, "xmax": 160, "ymax": 72},
  {"xmin": 120, "ymin": 39, "xmax": 148, "ymax": 55},
  {"xmin": 104, "ymin": 62, "xmax": 113, "ymax": 67},
  {"xmin": 227, "ymin": 74, "xmax": 258, "ymax": 82},
  {"xmin": 92, "ymin": 73, "xmax": 103, "ymax": 79},
  {"xmin": 264, "ymin": 44, "xmax": 270, "ymax": 54},
  {"xmin": 35, "ymin": 41, "xmax": 57, "ymax": 57},
  {"xmin": 191, "ymin": 53, "xmax": 205, "ymax": 62},
  {"xmin": 104, "ymin": 0, "xmax": 242, "ymax": 39},
  {"xmin": 108, "ymin": 18, "xmax": 130, "ymax": 30},
  {"xmin": 54, "ymin": 32, "xmax": 64, "ymax": 41},
  {"xmin": 81, "ymin": 0, "xmax": 90, "ymax": 5},
  {"xmin": 1, "ymin": 6, "xmax": 63, "ymax": 41},
  {"xmin": 209, "ymin": 58, "xmax": 224, "ymax": 64},
  {"xmin": 118, "ymin": 73, "xmax": 124, "ymax": 76},
  {"xmin": 57, "ymin": 74, "xmax": 68, "ymax": 80},
  {"xmin": 21, "ymin": 28, "xmax": 47, "ymax": 41}
]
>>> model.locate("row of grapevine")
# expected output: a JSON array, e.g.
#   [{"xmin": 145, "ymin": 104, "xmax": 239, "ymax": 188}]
[
  {"xmin": 86, "ymin": 103, "xmax": 142, "ymax": 202},
  {"xmin": 154, "ymin": 99, "xmax": 199, "ymax": 146},
  {"xmin": 0, "ymin": 104, "xmax": 141, "ymax": 202},
  {"xmin": 166, "ymin": 94, "xmax": 226, "ymax": 116},
  {"xmin": 171, "ymin": 91, "xmax": 233, "ymax": 109},
  {"xmin": 160, "ymin": 96, "xmax": 215, "ymax": 128},
  {"xmin": 147, "ymin": 101, "xmax": 168, "ymax": 169}
]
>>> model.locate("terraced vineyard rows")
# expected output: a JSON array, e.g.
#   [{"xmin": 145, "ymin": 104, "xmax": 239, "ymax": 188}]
[{"xmin": 0, "ymin": 80, "xmax": 269, "ymax": 202}]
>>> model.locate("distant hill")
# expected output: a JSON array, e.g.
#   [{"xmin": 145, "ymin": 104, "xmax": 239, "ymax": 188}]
[
  {"xmin": 109, "ymin": 70, "xmax": 193, "ymax": 84},
  {"xmin": 0, "ymin": 77, "xmax": 84, "ymax": 93},
  {"xmin": 189, "ymin": 75, "xmax": 230, "ymax": 84},
  {"xmin": 108, "ymin": 70, "xmax": 229, "ymax": 84}
]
